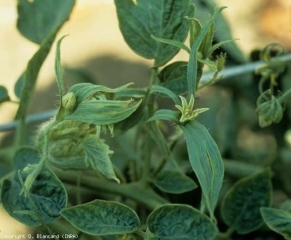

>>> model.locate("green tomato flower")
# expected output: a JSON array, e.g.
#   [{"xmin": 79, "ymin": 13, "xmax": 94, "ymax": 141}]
[{"xmin": 175, "ymin": 95, "xmax": 209, "ymax": 123}]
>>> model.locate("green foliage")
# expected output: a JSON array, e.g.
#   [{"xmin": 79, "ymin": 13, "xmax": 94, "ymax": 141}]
[
  {"xmin": 220, "ymin": 169, "xmax": 272, "ymax": 234},
  {"xmin": 0, "ymin": 86, "xmax": 10, "ymax": 104},
  {"xmin": 146, "ymin": 204, "xmax": 218, "ymax": 239},
  {"xmin": 153, "ymin": 170, "xmax": 197, "ymax": 194},
  {"xmin": 17, "ymin": 0, "xmax": 76, "ymax": 44},
  {"xmin": 180, "ymin": 120, "xmax": 224, "ymax": 220},
  {"xmin": 260, "ymin": 207, "xmax": 291, "ymax": 239},
  {"xmin": 1, "ymin": 0, "xmax": 291, "ymax": 239},
  {"xmin": 159, "ymin": 61, "xmax": 188, "ymax": 95},
  {"xmin": 1, "ymin": 148, "xmax": 67, "ymax": 226},
  {"xmin": 114, "ymin": 0, "xmax": 193, "ymax": 67},
  {"xmin": 61, "ymin": 200, "xmax": 140, "ymax": 235}
]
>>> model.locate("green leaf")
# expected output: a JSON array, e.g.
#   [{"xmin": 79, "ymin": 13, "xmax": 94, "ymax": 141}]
[
  {"xmin": 150, "ymin": 85, "xmax": 179, "ymax": 104},
  {"xmin": 187, "ymin": 17, "xmax": 202, "ymax": 48},
  {"xmin": 61, "ymin": 200, "xmax": 140, "ymax": 235},
  {"xmin": 114, "ymin": 100, "xmax": 145, "ymax": 133},
  {"xmin": 13, "ymin": 147, "xmax": 40, "ymax": 171},
  {"xmin": 151, "ymin": 35, "xmax": 190, "ymax": 53},
  {"xmin": 65, "ymin": 99, "xmax": 142, "ymax": 125},
  {"xmin": 14, "ymin": 73, "xmax": 25, "ymax": 99},
  {"xmin": 114, "ymin": 0, "xmax": 193, "ymax": 67},
  {"xmin": 116, "ymin": 88, "xmax": 146, "ymax": 99},
  {"xmin": 199, "ymin": 23, "xmax": 214, "ymax": 59},
  {"xmin": 148, "ymin": 109, "xmax": 179, "ymax": 123},
  {"xmin": 260, "ymin": 207, "xmax": 291, "ymax": 239},
  {"xmin": 146, "ymin": 204, "xmax": 218, "ymax": 240},
  {"xmin": 0, "ymin": 85, "xmax": 10, "ymax": 104},
  {"xmin": 17, "ymin": 0, "xmax": 76, "ymax": 44},
  {"xmin": 159, "ymin": 61, "xmax": 188, "ymax": 95},
  {"xmin": 82, "ymin": 136, "xmax": 120, "ymax": 183},
  {"xmin": 187, "ymin": 6, "xmax": 226, "ymax": 96},
  {"xmin": 207, "ymin": 39, "xmax": 238, "ymax": 57},
  {"xmin": 1, "ymin": 164, "xmax": 67, "ymax": 226},
  {"xmin": 193, "ymin": 1, "xmax": 246, "ymax": 63},
  {"xmin": 154, "ymin": 170, "xmax": 197, "ymax": 194},
  {"xmin": 15, "ymin": 1, "xmax": 76, "ymax": 120},
  {"xmin": 146, "ymin": 121, "xmax": 179, "ymax": 171},
  {"xmin": 220, "ymin": 169, "xmax": 272, "ymax": 234},
  {"xmin": 180, "ymin": 120, "xmax": 224, "ymax": 219}
]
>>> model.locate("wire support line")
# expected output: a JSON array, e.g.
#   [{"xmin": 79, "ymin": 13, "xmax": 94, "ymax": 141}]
[{"xmin": 0, "ymin": 53, "xmax": 291, "ymax": 132}]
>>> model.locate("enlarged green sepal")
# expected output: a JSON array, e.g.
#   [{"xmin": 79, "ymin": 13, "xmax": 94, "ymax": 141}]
[
  {"xmin": 61, "ymin": 200, "xmax": 140, "ymax": 235},
  {"xmin": 260, "ymin": 207, "xmax": 291, "ymax": 239},
  {"xmin": 68, "ymin": 82, "xmax": 134, "ymax": 104},
  {"xmin": 221, "ymin": 169, "xmax": 272, "ymax": 234},
  {"xmin": 180, "ymin": 120, "xmax": 224, "ymax": 220},
  {"xmin": 64, "ymin": 99, "xmax": 142, "ymax": 125},
  {"xmin": 146, "ymin": 204, "xmax": 218, "ymax": 239}
]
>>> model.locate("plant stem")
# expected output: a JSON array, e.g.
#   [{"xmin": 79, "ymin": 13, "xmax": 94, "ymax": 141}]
[
  {"xmin": 279, "ymin": 86, "xmax": 291, "ymax": 103},
  {"xmin": 141, "ymin": 67, "xmax": 158, "ymax": 186},
  {"xmin": 57, "ymin": 170, "xmax": 168, "ymax": 210},
  {"xmin": 217, "ymin": 227, "xmax": 235, "ymax": 240},
  {"xmin": 14, "ymin": 32, "xmax": 57, "ymax": 148},
  {"xmin": 135, "ymin": 230, "xmax": 147, "ymax": 238}
]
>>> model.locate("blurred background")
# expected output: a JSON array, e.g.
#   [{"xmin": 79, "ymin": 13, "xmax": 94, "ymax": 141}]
[{"xmin": 0, "ymin": 0, "xmax": 290, "ymax": 236}]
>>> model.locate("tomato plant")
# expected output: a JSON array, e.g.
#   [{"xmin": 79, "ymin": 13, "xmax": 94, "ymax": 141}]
[{"xmin": 0, "ymin": 0, "xmax": 291, "ymax": 239}]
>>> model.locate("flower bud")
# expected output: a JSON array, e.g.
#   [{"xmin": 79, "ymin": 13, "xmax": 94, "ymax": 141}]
[{"xmin": 62, "ymin": 92, "xmax": 76, "ymax": 112}]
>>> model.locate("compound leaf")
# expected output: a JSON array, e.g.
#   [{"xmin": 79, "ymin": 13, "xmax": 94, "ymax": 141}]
[
  {"xmin": 260, "ymin": 207, "xmax": 291, "ymax": 240},
  {"xmin": 61, "ymin": 200, "xmax": 140, "ymax": 235},
  {"xmin": 114, "ymin": 0, "xmax": 193, "ymax": 67},
  {"xmin": 146, "ymin": 204, "xmax": 217, "ymax": 240},
  {"xmin": 220, "ymin": 169, "xmax": 272, "ymax": 234},
  {"xmin": 154, "ymin": 170, "xmax": 197, "ymax": 194},
  {"xmin": 17, "ymin": 0, "xmax": 76, "ymax": 44},
  {"xmin": 1, "ymin": 164, "xmax": 67, "ymax": 226},
  {"xmin": 180, "ymin": 120, "xmax": 224, "ymax": 220}
]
